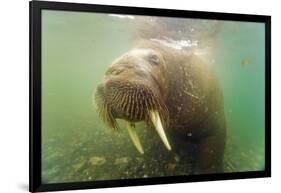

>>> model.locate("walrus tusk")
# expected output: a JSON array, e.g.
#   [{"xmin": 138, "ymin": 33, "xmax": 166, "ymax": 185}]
[
  {"xmin": 126, "ymin": 121, "xmax": 144, "ymax": 154},
  {"xmin": 149, "ymin": 110, "xmax": 172, "ymax": 151}
]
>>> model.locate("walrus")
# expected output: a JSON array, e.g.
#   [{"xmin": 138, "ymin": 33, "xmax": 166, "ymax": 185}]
[{"xmin": 95, "ymin": 40, "xmax": 226, "ymax": 174}]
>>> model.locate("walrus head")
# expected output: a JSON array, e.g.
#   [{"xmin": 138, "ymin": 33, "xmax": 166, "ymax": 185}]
[{"xmin": 95, "ymin": 48, "xmax": 171, "ymax": 154}]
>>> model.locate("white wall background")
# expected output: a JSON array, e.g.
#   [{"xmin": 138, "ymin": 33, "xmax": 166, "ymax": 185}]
[{"xmin": 0, "ymin": 0, "xmax": 279, "ymax": 192}]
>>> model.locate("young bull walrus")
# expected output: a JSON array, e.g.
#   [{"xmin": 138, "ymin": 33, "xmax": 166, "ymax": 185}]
[{"xmin": 95, "ymin": 40, "xmax": 226, "ymax": 174}]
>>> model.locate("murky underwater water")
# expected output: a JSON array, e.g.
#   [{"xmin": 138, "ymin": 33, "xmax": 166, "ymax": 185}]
[{"xmin": 41, "ymin": 10, "xmax": 265, "ymax": 183}]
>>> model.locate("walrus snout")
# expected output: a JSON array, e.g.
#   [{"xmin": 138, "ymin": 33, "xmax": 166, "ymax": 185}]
[
  {"xmin": 95, "ymin": 74, "xmax": 171, "ymax": 154},
  {"xmin": 98, "ymin": 77, "xmax": 158, "ymax": 121}
]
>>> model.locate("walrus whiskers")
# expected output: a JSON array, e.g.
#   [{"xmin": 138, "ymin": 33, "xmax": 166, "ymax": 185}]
[
  {"xmin": 106, "ymin": 105, "xmax": 119, "ymax": 131},
  {"xmin": 112, "ymin": 90, "xmax": 123, "ymax": 106},
  {"xmin": 130, "ymin": 91, "xmax": 136, "ymax": 120},
  {"xmin": 95, "ymin": 79, "xmax": 172, "ymax": 152},
  {"xmin": 95, "ymin": 90, "xmax": 119, "ymax": 131},
  {"xmin": 138, "ymin": 92, "xmax": 143, "ymax": 119},
  {"xmin": 129, "ymin": 94, "xmax": 134, "ymax": 120},
  {"xmin": 118, "ymin": 89, "xmax": 126, "ymax": 105},
  {"xmin": 121, "ymin": 92, "xmax": 129, "ymax": 113},
  {"xmin": 134, "ymin": 90, "xmax": 140, "ymax": 120}
]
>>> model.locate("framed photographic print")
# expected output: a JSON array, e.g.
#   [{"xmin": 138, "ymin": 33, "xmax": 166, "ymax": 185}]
[{"xmin": 29, "ymin": 0, "xmax": 271, "ymax": 192}]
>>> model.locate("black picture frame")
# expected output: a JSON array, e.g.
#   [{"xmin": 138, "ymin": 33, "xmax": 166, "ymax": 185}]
[{"xmin": 29, "ymin": 0, "xmax": 271, "ymax": 192}]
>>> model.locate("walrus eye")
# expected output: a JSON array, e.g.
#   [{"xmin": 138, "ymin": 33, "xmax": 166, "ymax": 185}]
[
  {"xmin": 108, "ymin": 68, "xmax": 124, "ymax": 76},
  {"xmin": 148, "ymin": 54, "xmax": 160, "ymax": 65}
]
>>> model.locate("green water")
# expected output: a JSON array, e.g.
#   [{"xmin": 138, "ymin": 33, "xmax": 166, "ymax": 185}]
[{"xmin": 41, "ymin": 10, "xmax": 265, "ymax": 183}]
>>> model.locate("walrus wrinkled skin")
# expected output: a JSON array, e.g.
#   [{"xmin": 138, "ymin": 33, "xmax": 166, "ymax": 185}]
[{"xmin": 95, "ymin": 40, "xmax": 226, "ymax": 174}]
